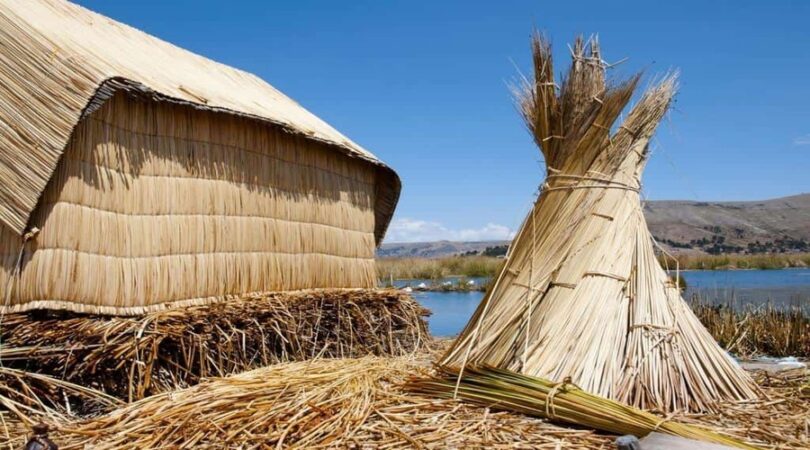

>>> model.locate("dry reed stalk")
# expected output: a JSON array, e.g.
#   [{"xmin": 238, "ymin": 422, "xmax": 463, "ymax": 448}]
[
  {"xmin": 0, "ymin": 366, "xmax": 121, "ymax": 424},
  {"xmin": 0, "ymin": 0, "xmax": 398, "ymax": 240},
  {"xmin": 441, "ymin": 34, "xmax": 758, "ymax": 412},
  {"xmin": 1, "ymin": 91, "xmax": 384, "ymax": 314},
  {"xmin": 0, "ymin": 289, "xmax": 429, "ymax": 404}
]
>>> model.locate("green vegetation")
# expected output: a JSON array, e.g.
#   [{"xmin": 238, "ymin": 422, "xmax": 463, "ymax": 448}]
[
  {"xmin": 662, "ymin": 252, "xmax": 810, "ymax": 270},
  {"xmin": 376, "ymin": 256, "xmax": 504, "ymax": 280},
  {"xmin": 653, "ymin": 230, "xmax": 810, "ymax": 255},
  {"xmin": 378, "ymin": 252, "xmax": 810, "ymax": 282},
  {"xmin": 460, "ymin": 245, "xmax": 509, "ymax": 257}
]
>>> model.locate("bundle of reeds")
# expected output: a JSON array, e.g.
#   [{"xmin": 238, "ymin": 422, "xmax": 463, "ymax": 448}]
[
  {"xmin": 0, "ymin": 289, "xmax": 428, "ymax": 404},
  {"xmin": 411, "ymin": 366, "xmax": 758, "ymax": 449},
  {"xmin": 441, "ymin": 34, "xmax": 758, "ymax": 412}
]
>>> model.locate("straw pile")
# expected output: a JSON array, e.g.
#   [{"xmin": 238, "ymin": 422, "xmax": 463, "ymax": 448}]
[
  {"xmin": 2, "ymin": 352, "xmax": 806, "ymax": 449},
  {"xmin": 1, "ymin": 355, "xmax": 613, "ymax": 449},
  {"xmin": 0, "ymin": 289, "xmax": 428, "ymax": 404},
  {"xmin": 441, "ymin": 34, "xmax": 758, "ymax": 412},
  {"xmin": 676, "ymin": 368, "xmax": 810, "ymax": 449},
  {"xmin": 0, "ymin": 366, "xmax": 122, "ymax": 422}
]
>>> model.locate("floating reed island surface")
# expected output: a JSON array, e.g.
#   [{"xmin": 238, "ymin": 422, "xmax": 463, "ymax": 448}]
[
  {"xmin": 1, "ymin": 349, "xmax": 807, "ymax": 449},
  {"xmin": 0, "ymin": 289, "xmax": 429, "ymax": 407}
]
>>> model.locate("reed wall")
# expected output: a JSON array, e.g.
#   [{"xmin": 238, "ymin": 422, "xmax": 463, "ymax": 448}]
[{"xmin": 0, "ymin": 93, "xmax": 379, "ymax": 314}]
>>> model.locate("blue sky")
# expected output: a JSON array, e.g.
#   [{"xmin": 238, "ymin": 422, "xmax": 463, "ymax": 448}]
[{"xmin": 76, "ymin": 0, "xmax": 810, "ymax": 243}]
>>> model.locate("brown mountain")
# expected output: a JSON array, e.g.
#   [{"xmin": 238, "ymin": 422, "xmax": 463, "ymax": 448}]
[
  {"xmin": 379, "ymin": 194, "xmax": 810, "ymax": 258},
  {"xmin": 377, "ymin": 240, "xmax": 508, "ymax": 258},
  {"xmin": 644, "ymin": 193, "xmax": 810, "ymax": 254}
]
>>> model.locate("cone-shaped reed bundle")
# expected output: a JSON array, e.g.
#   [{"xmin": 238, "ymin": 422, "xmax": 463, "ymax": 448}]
[{"xmin": 441, "ymin": 34, "xmax": 758, "ymax": 412}]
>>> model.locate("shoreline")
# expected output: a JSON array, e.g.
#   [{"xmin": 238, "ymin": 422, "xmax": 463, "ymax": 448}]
[{"xmin": 378, "ymin": 253, "xmax": 810, "ymax": 280}]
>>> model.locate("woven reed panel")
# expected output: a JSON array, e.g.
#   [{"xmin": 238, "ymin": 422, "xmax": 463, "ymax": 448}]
[{"xmin": 0, "ymin": 94, "xmax": 378, "ymax": 314}]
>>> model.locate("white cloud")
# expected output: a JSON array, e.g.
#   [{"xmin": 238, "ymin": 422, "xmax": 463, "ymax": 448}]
[
  {"xmin": 384, "ymin": 218, "xmax": 515, "ymax": 243},
  {"xmin": 793, "ymin": 134, "xmax": 810, "ymax": 146}
]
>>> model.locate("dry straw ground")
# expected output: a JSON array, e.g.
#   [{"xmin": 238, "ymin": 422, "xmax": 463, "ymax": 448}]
[{"xmin": 0, "ymin": 344, "xmax": 806, "ymax": 449}]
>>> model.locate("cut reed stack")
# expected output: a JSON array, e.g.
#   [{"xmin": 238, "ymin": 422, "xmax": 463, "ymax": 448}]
[
  {"xmin": 0, "ymin": 0, "xmax": 399, "ymax": 314},
  {"xmin": 1, "ymin": 290, "xmax": 428, "ymax": 404},
  {"xmin": 442, "ymin": 34, "xmax": 759, "ymax": 412}
]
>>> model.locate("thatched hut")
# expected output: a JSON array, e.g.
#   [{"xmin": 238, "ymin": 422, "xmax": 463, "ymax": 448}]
[{"xmin": 0, "ymin": 0, "xmax": 399, "ymax": 315}]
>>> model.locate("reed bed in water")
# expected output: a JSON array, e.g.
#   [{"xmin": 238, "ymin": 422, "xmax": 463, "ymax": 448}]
[
  {"xmin": 0, "ymin": 289, "xmax": 428, "ymax": 405},
  {"xmin": 377, "ymin": 252, "xmax": 810, "ymax": 282},
  {"xmin": 692, "ymin": 302, "xmax": 809, "ymax": 358},
  {"xmin": 377, "ymin": 256, "xmax": 505, "ymax": 281},
  {"xmin": 665, "ymin": 253, "xmax": 810, "ymax": 271},
  {"xmin": 2, "ymin": 354, "xmax": 806, "ymax": 449}
]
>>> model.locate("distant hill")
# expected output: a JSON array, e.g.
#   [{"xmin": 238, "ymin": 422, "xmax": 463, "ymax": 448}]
[
  {"xmin": 377, "ymin": 240, "xmax": 509, "ymax": 258},
  {"xmin": 379, "ymin": 194, "xmax": 810, "ymax": 258},
  {"xmin": 644, "ymin": 193, "xmax": 810, "ymax": 254}
]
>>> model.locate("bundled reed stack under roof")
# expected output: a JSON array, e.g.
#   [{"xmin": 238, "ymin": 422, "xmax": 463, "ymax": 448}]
[
  {"xmin": 1, "ymin": 290, "xmax": 428, "ymax": 404},
  {"xmin": 0, "ymin": 0, "xmax": 400, "ymax": 314},
  {"xmin": 441, "ymin": 35, "xmax": 759, "ymax": 412}
]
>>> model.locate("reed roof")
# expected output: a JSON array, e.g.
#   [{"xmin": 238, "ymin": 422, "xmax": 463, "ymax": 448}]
[{"xmin": 0, "ymin": 0, "xmax": 399, "ymax": 242}]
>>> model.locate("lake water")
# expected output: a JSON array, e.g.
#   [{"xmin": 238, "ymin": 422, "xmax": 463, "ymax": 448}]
[{"xmin": 409, "ymin": 268, "xmax": 810, "ymax": 337}]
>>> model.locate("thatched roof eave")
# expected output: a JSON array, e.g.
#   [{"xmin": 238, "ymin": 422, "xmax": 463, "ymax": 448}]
[{"xmin": 77, "ymin": 78, "xmax": 401, "ymax": 245}]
